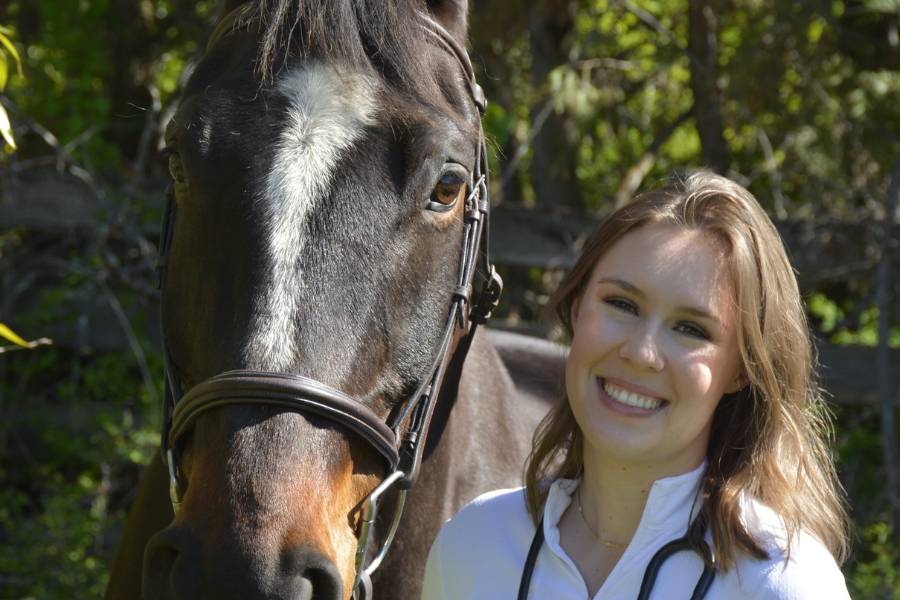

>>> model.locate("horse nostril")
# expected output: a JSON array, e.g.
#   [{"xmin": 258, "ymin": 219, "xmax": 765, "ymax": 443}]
[
  {"xmin": 142, "ymin": 529, "xmax": 345, "ymax": 600},
  {"xmin": 142, "ymin": 528, "xmax": 201, "ymax": 600},
  {"xmin": 283, "ymin": 548, "xmax": 346, "ymax": 600}
]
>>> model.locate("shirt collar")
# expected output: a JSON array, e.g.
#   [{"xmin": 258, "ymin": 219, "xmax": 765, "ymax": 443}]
[{"xmin": 541, "ymin": 461, "xmax": 706, "ymax": 548}]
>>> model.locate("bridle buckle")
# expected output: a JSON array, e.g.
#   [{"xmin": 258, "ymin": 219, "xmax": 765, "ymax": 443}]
[{"xmin": 471, "ymin": 266, "xmax": 503, "ymax": 325}]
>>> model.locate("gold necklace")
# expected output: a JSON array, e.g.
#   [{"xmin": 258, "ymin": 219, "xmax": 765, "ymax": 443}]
[{"xmin": 577, "ymin": 486, "xmax": 628, "ymax": 548}]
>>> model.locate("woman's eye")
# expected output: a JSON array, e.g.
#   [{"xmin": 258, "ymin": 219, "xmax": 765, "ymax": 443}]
[
  {"xmin": 676, "ymin": 321, "xmax": 709, "ymax": 340},
  {"xmin": 429, "ymin": 174, "xmax": 466, "ymax": 208},
  {"xmin": 605, "ymin": 297, "xmax": 637, "ymax": 314}
]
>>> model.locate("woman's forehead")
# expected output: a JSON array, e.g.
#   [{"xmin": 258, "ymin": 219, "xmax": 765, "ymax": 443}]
[{"xmin": 589, "ymin": 225, "xmax": 736, "ymax": 318}]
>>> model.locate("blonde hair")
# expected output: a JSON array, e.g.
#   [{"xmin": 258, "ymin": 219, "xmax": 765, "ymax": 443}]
[{"xmin": 525, "ymin": 172, "xmax": 849, "ymax": 570}]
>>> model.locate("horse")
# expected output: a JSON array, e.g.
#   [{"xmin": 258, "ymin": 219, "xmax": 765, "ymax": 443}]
[{"xmin": 104, "ymin": 2, "xmax": 564, "ymax": 599}]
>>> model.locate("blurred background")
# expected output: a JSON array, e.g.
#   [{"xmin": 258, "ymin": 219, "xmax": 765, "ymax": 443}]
[{"xmin": 0, "ymin": 0, "xmax": 897, "ymax": 597}]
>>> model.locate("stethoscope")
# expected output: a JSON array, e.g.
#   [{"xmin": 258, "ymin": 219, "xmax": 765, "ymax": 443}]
[{"xmin": 517, "ymin": 519, "xmax": 716, "ymax": 600}]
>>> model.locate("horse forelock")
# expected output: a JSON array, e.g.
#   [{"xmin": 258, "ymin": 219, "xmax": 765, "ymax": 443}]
[{"xmin": 249, "ymin": 0, "xmax": 464, "ymax": 112}]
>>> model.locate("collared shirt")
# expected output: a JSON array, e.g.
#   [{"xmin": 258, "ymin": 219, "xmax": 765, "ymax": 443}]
[{"xmin": 421, "ymin": 464, "xmax": 849, "ymax": 599}]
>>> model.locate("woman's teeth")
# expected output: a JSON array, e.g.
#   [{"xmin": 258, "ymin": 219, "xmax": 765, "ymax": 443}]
[{"xmin": 603, "ymin": 381, "xmax": 663, "ymax": 409}]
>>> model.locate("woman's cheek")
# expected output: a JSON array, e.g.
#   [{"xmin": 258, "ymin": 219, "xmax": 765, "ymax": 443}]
[{"xmin": 694, "ymin": 364, "xmax": 714, "ymax": 397}]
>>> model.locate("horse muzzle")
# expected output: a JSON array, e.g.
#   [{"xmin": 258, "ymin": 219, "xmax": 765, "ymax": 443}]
[{"xmin": 142, "ymin": 526, "xmax": 347, "ymax": 600}]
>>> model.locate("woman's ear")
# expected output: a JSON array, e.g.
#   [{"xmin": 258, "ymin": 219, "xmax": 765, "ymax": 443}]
[{"xmin": 725, "ymin": 370, "xmax": 749, "ymax": 395}]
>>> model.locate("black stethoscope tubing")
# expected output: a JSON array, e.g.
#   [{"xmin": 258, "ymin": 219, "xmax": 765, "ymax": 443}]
[{"xmin": 517, "ymin": 519, "xmax": 716, "ymax": 600}]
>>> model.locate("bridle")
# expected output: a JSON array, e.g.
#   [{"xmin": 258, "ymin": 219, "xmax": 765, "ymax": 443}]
[{"xmin": 153, "ymin": 6, "xmax": 500, "ymax": 598}]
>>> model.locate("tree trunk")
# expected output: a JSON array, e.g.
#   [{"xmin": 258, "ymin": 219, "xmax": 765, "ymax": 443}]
[
  {"xmin": 687, "ymin": 0, "xmax": 729, "ymax": 174},
  {"xmin": 527, "ymin": 0, "xmax": 582, "ymax": 210},
  {"xmin": 878, "ymin": 158, "xmax": 900, "ymax": 527}
]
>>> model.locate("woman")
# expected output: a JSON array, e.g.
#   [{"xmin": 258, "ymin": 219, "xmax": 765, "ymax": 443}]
[{"xmin": 421, "ymin": 173, "xmax": 850, "ymax": 599}]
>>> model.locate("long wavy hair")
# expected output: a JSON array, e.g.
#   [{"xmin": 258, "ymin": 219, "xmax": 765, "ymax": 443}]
[{"xmin": 524, "ymin": 172, "xmax": 849, "ymax": 570}]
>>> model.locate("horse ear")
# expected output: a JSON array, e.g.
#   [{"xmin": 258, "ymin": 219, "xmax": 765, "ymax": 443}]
[
  {"xmin": 424, "ymin": 0, "xmax": 469, "ymax": 42},
  {"xmin": 217, "ymin": 0, "xmax": 249, "ymax": 19}
]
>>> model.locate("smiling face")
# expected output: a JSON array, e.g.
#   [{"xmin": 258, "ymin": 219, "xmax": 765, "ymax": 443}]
[{"xmin": 566, "ymin": 224, "xmax": 746, "ymax": 476}]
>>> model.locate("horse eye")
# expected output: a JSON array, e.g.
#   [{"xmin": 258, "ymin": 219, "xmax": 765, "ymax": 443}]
[
  {"xmin": 168, "ymin": 152, "xmax": 186, "ymax": 184},
  {"xmin": 430, "ymin": 174, "xmax": 466, "ymax": 208}
]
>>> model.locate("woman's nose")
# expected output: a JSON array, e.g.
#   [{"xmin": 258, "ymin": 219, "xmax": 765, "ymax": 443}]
[{"xmin": 619, "ymin": 325, "xmax": 664, "ymax": 371}]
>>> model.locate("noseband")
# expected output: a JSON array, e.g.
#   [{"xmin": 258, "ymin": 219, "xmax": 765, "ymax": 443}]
[{"xmin": 154, "ymin": 7, "xmax": 499, "ymax": 597}]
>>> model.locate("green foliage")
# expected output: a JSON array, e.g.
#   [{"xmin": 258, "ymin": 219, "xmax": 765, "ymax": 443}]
[
  {"xmin": 832, "ymin": 406, "xmax": 900, "ymax": 597},
  {"xmin": 2, "ymin": 0, "xmax": 214, "ymax": 167},
  {"xmin": 807, "ymin": 292, "xmax": 900, "ymax": 348},
  {"xmin": 0, "ymin": 242, "xmax": 162, "ymax": 597},
  {"xmin": 831, "ymin": 367, "xmax": 900, "ymax": 596},
  {"xmin": 8, "ymin": 0, "xmax": 117, "ymax": 164},
  {"xmin": 849, "ymin": 519, "xmax": 900, "ymax": 598},
  {"xmin": 476, "ymin": 0, "xmax": 900, "ymax": 222},
  {"xmin": 0, "ymin": 471, "xmax": 110, "ymax": 597},
  {"xmin": 0, "ymin": 189, "xmax": 161, "ymax": 598},
  {"xmin": 0, "ymin": 343, "xmax": 161, "ymax": 599}
]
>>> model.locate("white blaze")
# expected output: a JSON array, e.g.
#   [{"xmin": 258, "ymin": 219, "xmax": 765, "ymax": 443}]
[{"xmin": 245, "ymin": 64, "xmax": 376, "ymax": 370}]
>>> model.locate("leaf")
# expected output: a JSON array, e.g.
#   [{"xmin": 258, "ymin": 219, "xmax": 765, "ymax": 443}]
[
  {"xmin": 0, "ymin": 323, "xmax": 52, "ymax": 352},
  {"xmin": 0, "ymin": 322, "xmax": 31, "ymax": 347},
  {"xmin": 0, "ymin": 32, "xmax": 22, "ymax": 79},
  {"xmin": 0, "ymin": 104, "xmax": 15, "ymax": 150},
  {"xmin": 0, "ymin": 49, "xmax": 8, "ymax": 92}
]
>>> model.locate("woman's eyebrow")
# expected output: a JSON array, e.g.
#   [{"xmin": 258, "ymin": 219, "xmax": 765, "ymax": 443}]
[{"xmin": 597, "ymin": 277, "xmax": 644, "ymax": 298}]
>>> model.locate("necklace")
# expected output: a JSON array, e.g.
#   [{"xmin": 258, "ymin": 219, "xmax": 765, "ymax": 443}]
[{"xmin": 577, "ymin": 486, "xmax": 628, "ymax": 548}]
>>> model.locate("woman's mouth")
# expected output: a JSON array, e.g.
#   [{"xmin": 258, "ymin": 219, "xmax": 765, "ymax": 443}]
[{"xmin": 602, "ymin": 380, "xmax": 665, "ymax": 410}]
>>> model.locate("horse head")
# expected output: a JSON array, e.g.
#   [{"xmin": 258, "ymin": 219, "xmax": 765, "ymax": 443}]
[{"xmin": 142, "ymin": 1, "xmax": 494, "ymax": 597}]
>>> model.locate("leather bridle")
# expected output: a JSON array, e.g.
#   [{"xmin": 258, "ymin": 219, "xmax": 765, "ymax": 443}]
[{"xmin": 154, "ymin": 7, "xmax": 500, "ymax": 598}]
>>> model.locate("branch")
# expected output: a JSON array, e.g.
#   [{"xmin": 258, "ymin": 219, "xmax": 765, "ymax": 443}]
[
  {"xmin": 45, "ymin": 259, "xmax": 159, "ymax": 410},
  {"xmin": 2, "ymin": 92, "xmax": 157, "ymax": 273},
  {"xmin": 572, "ymin": 58, "xmax": 639, "ymax": 72},
  {"xmin": 616, "ymin": 0, "xmax": 713, "ymax": 79},
  {"xmin": 96, "ymin": 276, "xmax": 159, "ymax": 409},
  {"xmin": 498, "ymin": 96, "xmax": 555, "ymax": 201},
  {"xmin": 0, "ymin": 94, "xmax": 66, "ymax": 171},
  {"xmin": 613, "ymin": 108, "xmax": 692, "ymax": 208},
  {"xmin": 735, "ymin": 103, "xmax": 787, "ymax": 218}
]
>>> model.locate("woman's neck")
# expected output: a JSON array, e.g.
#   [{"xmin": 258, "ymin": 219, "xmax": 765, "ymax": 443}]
[{"xmin": 578, "ymin": 450, "xmax": 704, "ymax": 544}]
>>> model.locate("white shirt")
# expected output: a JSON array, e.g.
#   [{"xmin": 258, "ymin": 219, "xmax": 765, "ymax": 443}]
[{"xmin": 421, "ymin": 464, "xmax": 849, "ymax": 599}]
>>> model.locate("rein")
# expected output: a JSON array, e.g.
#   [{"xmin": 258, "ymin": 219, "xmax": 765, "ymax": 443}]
[{"xmin": 154, "ymin": 6, "xmax": 500, "ymax": 597}]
